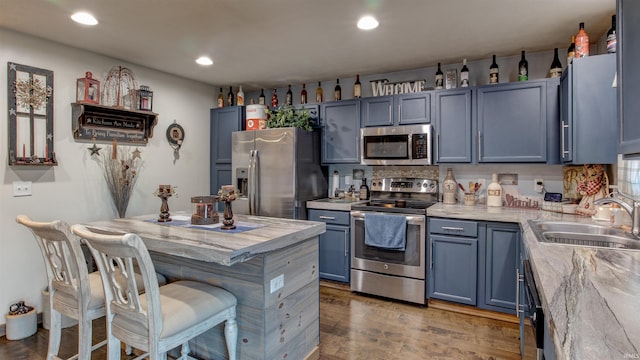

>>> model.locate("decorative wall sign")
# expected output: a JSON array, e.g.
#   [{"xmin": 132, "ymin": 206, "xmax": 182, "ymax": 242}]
[
  {"xmin": 166, "ymin": 121, "xmax": 184, "ymax": 161},
  {"xmin": 7, "ymin": 62, "xmax": 56, "ymax": 166},
  {"xmin": 71, "ymin": 102, "xmax": 158, "ymax": 145},
  {"xmin": 370, "ymin": 78, "xmax": 427, "ymax": 97}
]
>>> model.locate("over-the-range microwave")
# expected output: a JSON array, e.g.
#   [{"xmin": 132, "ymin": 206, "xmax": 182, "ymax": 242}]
[{"xmin": 361, "ymin": 124, "xmax": 432, "ymax": 165}]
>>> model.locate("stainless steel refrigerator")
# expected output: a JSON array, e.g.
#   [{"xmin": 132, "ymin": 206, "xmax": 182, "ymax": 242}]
[{"xmin": 231, "ymin": 127, "xmax": 328, "ymax": 219}]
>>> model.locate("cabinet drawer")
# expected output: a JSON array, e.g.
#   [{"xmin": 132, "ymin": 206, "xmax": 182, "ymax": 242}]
[
  {"xmin": 308, "ymin": 209, "xmax": 350, "ymax": 225},
  {"xmin": 429, "ymin": 218, "xmax": 478, "ymax": 237}
]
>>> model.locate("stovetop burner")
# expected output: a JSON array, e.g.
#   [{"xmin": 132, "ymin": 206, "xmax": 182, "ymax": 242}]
[{"xmin": 351, "ymin": 177, "xmax": 438, "ymax": 215}]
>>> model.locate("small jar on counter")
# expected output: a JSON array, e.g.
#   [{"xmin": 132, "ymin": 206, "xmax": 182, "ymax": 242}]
[{"xmin": 610, "ymin": 203, "xmax": 623, "ymax": 228}]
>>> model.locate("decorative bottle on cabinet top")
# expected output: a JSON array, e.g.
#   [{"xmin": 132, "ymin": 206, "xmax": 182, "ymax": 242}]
[
  {"xmin": 442, "ymin": 168, "xmax": 457, "ymax": 205},
  {"xmin": 575, "ymin": 22, "xmax": 589, "ymax": 58},
  {"xmin": 487, "ymin": 173, "xmax": 503, "ymax": 207}
]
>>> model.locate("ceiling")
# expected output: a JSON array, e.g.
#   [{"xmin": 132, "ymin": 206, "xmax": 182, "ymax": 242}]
[{"xmin": 1, "ymin": 0, "xmax": 616, "ymax": 91}]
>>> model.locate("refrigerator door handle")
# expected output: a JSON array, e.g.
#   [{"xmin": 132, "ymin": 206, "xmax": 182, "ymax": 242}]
[
  {"xmin": 253, "ymin": 149, "xmax": 260, "ymax": 215},
  {"xmin": 248, "ymin": 150, "xmax": 256, "ymax": 215}
]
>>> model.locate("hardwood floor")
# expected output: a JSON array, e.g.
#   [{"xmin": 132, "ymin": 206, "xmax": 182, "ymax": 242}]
[{"xmin": 0, "ymin": 284, "xmax": 535, "ymax": 360}]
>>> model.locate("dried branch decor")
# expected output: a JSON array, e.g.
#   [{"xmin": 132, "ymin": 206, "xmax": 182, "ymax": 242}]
[{"xmin": 99, "ymin": 145, "xmax": 142, "ymax": 218}]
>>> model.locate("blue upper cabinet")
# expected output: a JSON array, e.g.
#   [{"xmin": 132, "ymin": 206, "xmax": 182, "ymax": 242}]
[
  {"xmin": 476, "ymin": 79, "xmax": 557, "ymax": 163},
  {"xmin": 361, "ymin": 92, "xmax": 431, "ymax": 127},
  {"xmin": 618, "ymin": 0, "xmax": 640, "ymax": 158},
  {"xmin": 560, "ymin": 54, "xmax": 617, "ymax": 164},
  {"xmin": 320, "ymin": 100, "xmax": 361, "ymax": 164},
  {"xmin": 433, "ymin": 88, "xmax": 473, "ymax": 163},
  {"xmin": 210, "ymin": 106, "xmax": 244, "ymax": 164}
]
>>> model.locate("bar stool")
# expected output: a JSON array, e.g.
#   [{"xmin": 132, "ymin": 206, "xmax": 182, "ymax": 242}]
[
  {"xmin": 16, "ymin": 215, "xmax": 111, "ymax": 360},
  {"xmin": 72, "ymin": 224, "xmax": 238, "ymax": 360}
]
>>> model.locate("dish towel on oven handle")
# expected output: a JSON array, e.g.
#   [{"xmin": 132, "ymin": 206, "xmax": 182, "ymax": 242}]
[{"xmin": 364, "ymin": 213, "xmax": 407, "ymax": 251}]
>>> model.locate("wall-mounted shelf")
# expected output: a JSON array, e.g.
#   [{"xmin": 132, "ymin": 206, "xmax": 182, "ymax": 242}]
[{"xmin": 71, "ymin": 102, "xmax": 158, "ymax": 145}]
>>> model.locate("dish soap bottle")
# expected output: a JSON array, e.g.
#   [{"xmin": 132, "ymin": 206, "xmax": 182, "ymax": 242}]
[
  {"xmin": 442, "ymin": 168, "xmax": 457, "ymax": 204},
  {"xmin": 359, "ymin": 178, "xmax": 370, "ymax": 201},
  {"xmin": 487, "ymin": 173, "xmax": 503, "ymax": 207}
]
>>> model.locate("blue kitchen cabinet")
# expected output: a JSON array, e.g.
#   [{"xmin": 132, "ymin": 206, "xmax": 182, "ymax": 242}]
[
  {"xmin": 618, "ymin": 0, "xmax": 640, "ymax": 157},
  {"xmin": 308, "ymin": 209, "xmax": 350, "ymax": 283},
  {"xmin": 298, "ymin": 103, "xmax": 320, "ymax": 127},
  {"xmin": 210, "ymin": 106, "xmax": 244, "ymax": 197},
  {"xmin": 433, "ymin": 88, "xmax": 473, "ymax": 163},
  {"xmin": 560, "ymin": 54, "xmax": 617, "ymax": 164},
  {"xmin": 320, "ymin": 100, "xmax": 361, "ymax": 164},
  {"xmin": 479, "ymin": 222, "xmax": 520, "ymax": 314},
  {"xmin": 428, "ymin": 218, "xmax": 479, "ymax": 305},
  {"xmin": 361, "ymin": 92, "xmax": 431, "ymax": 127},
  {"xmin": 476, "ymin": 79, "xmax": 558, "ymax": 163}
]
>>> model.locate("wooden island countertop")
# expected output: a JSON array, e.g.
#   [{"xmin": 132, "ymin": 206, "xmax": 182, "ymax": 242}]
[{"xmin": 86, "ymin": 214, "xmax": 325, "ymax": 360}]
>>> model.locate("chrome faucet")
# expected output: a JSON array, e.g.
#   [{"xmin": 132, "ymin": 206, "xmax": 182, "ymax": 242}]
[{"xmin": 594, "ymin": 190, "xmax": 640, "ymax": 236}]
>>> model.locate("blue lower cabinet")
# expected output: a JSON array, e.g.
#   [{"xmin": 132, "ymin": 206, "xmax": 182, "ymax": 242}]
[
  {"xmin": 309, "ymin": 209, "xmax": 350, "ymax": 283},
  {"xmin": 428, "ymin": 234, "xmax": 478, "ymax": 305}
]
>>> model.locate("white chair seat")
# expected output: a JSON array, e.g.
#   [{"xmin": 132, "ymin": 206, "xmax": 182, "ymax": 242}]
[{"xmin": 113, "ymin": 280, "xmax": 237, "ymax": 339}]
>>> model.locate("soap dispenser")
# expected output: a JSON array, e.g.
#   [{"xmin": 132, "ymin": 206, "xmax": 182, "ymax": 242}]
[{"xmin": 487, "ymin": 173, "xmax": 503, "ymax": 207}]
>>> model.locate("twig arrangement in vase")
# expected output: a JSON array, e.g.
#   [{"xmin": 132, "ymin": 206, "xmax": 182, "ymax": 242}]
[{"xmin": 99, "ymin": 142, "xmax": 142, "ymax": 218}]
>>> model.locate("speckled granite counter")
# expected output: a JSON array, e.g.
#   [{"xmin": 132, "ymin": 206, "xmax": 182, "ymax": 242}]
[{"xmin": 427, "ymin": 203, "xmax": 640, "ymax": 360}]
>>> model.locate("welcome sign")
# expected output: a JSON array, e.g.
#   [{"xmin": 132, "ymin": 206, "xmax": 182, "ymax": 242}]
[{"xmin": 370, "ymin": 79, "xmax": 428, "ymax": 97}]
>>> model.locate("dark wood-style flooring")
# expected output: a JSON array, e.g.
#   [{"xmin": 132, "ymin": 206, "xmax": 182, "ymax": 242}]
[{"xmin": 1, "ymin": 284, "xmax": 534, "ymax": 359}]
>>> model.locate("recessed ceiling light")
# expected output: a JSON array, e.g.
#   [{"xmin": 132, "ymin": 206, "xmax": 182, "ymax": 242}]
[
  {"xmin": 357, "ymin": 15, "xmax": 379, "ymax": 30},
  {"xmin": 196, "ymin": 56, "xmax": 214, "ymax": 66},
  {"xmin": 71, "ymin": 12, "xmax": 98, "ymax": 26}
]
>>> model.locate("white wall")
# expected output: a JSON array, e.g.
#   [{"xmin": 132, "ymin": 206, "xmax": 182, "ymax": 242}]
[{"xmin": 1, "ymin": 29, "xmax": 216, "ymax": 326}]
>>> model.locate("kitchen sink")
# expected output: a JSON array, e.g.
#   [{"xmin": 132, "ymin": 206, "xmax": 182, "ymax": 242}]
[{"xmin": 528, "ymin": 220, "xmax": 640, "ymax": 250}]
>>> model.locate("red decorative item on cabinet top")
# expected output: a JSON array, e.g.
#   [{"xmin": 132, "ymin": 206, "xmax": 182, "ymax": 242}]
[{"xmin": 76, "ymin": 71, "xmax": 100, "ymax": 104}]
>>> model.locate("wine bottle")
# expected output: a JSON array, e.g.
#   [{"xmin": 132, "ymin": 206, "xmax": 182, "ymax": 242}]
[
  {"xmin": 435, "ymin": 62, "xmax": 444, "ymax": 89},
  {"xmin": 354, "ymin": 74, "xmax": 362, "ymax": 98},
  {"xmin": 549, "ymin": 48, "xmax": 563, "ymax": 78},
  {"xmin": 359, "ymin": 178, "xmax": 370, "ymax": 201},
  {"xmin": 286, "ymin": 84, "xmax": 293, "ymax": 106},
  {"xmin": 300, "ymin": 83, "xmax": 307, "ymax": 104},
  {"xmin": 460, "ymin": 59, "xmax": 469, "ymax": 88},
  {"xmin": 258, "ymin": 88, "xmax": 266, "ymax": 105},
  {"xmin": 217, "ymin": 87, "xmax": 224, "ymax": 108},
  {"xmin": 227, "ymin": 86, "xmax": 234, "ymax": 106},
  {"xmin": 334, "ymin": 79, "xmax": 341, "ymax": 101},
  {"xmin": 607, "ymin": 15, "xmax": 617, "ymax": 54},
  {"xmin": 567, "ymin": 36, "xmax": 576, "ymax": 65},
  {"xmin": 518, "ymin": 51, "xmax": 528, "ymax": 81},
  {"xmin": 575, "ymin": 22, "xmax": 589, "ymax": 58},
  {"xmin": 316, "ymin": 82, "xmax": 323, "ymax": 103},
  {"xmin": 237, "ymin": 85, "xmax": 244, "ymax": 106},
  {"xmin": 271, "ymin": 88, "xmax": 278, "ymax": 109},
  {"xmin": 489, "ymin": 55, "xmax": 499, "ymax": 84}
]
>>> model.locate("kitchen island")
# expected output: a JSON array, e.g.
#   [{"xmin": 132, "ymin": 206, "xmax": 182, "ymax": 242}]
[
  {"xmin": 86, "ymin": 214, "xmax": 325, "ymax": 360},
  {"xmin": 428, "ymin": 203, "xmax": 640, "ymax": 360}
]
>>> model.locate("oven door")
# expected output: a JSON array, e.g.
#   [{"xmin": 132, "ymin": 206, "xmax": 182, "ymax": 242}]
[
  {"xmin": 523, "ymin": 259, "xmax": 545, "ymax": 359},
  {"xmin": 350, "ymin": 210, "xmax": 425, "ymax": 280}
]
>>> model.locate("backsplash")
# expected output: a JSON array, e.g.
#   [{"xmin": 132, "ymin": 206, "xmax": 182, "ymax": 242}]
[{"xmin": 615, "ymin": 154, "xmax": 640, "ymax": 197}]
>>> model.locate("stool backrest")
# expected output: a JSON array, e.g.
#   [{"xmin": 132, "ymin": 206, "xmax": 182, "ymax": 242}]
[
  {"xmin": 71, "ymin": 225, "xmax": 163, "ymax": 340},
  {"xmin": 16, "ymin": 215, "xmax": 91, "ymax": 308}
]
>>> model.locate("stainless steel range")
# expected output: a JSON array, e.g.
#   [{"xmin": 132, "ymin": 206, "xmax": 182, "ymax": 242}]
[{"xmin": 350, "ymin": 177, "xmax": 438, "ymax": 305}]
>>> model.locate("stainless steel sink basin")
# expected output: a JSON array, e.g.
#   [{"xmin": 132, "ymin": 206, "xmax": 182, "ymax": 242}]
[{"xmin": 528, "ymin": 220, "xmax": 640, "ymax": 250}]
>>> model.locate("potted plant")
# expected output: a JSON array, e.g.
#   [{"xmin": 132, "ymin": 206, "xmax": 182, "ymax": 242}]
[{"xmin": 265, "ymin": 105, "xmax": 313, "ymax": 131}]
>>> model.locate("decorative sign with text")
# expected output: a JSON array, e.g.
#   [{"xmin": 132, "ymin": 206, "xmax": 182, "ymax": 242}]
[
  {"xmin": 71, "ymin": 103, "xmax": 158, "ymax": 145},
  {"xmin": 370, "ymin": 79, "xmax": 428, "ymax": 97}
]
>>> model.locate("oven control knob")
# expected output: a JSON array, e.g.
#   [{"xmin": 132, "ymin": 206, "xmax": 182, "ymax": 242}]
[{"xmin": 384, "ymin": 264, "xmax": 389, "ymax": 270}]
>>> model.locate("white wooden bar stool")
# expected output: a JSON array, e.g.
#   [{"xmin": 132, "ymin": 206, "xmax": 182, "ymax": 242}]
[
  {"xmin": 16, "ymin": 215, "xmax": 111, "ymax": 360},
  {"xmin": 72, "ymin": 224, "xmax": 238, "ymax": 360}
]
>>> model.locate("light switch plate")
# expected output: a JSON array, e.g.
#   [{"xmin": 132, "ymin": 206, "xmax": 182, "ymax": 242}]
[
  {"xmin": 270, "ymin": 274, "xmax": 284, "ymax": 294},
  {"xmin": 13, "ymin": 181, "xmax": 32, "ymax": 197}
]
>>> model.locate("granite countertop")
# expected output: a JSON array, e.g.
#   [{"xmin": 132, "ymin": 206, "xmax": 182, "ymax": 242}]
[
  {"xmin": 428, "ymin": 203, "xmax": 640, "ymax": 360},
  {"xmin": 85, "ymin": 213, "xmax": 325, "ymax": 266},
  {"xmin": 307, "ymin": 198, "xmax": 368, "ymax": 211}
]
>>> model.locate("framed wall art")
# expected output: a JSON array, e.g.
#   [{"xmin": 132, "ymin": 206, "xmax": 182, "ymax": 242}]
[{"xmin": 7, "ymin": 62, "xmax": 56, "ymax": 166}]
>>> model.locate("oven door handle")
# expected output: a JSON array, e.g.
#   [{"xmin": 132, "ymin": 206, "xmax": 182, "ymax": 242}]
[{"xmin": 350, "ymin": 211, "xmax": 425, "ymax": 225}]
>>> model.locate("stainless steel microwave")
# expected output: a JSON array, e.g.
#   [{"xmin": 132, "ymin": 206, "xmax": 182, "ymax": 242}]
[{"xmin": 361, "ymin": 124, "xmax": 432, "ymax": 165}]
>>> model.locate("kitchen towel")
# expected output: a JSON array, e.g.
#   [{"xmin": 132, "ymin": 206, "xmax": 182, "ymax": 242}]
[{"xmin": 364, "ymin": 213, "xmax": 406, "ymax": 251}]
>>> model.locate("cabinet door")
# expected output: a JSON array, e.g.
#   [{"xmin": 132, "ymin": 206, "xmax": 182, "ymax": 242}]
[
  {"xmin": 428, "ymin": 234, "xmax": 478, "ymax": 305},
  {"xmin": 210, "ymin": 107, "xmax": 244, "ymax": 164},
  {"xmin": 361, "ymin": 96, "xmax": 393, "ymax": 127},
  {"xmin": 477, "ymin": 81, "xmax": 547, "ymax": 162},
  {"xmin": 482, "ymin": 223, "xmax": 520, "ymax": 313},
  {"xmin": 562, "ymin": 55, "xmax": 617, "ymax": 164},
  {"xmin": 211, "ymin": 164, "xmax": 231, "ymax": 211},
  {"xmin": 397, "ymin": 92, "xmax": 431, "ymax": 124},
  {"xmin": 618, "ymin": 0, "xmax": 640, "ymax": 157},
  {"xmin": 434, "ymin": 89, "xmax": 472, "ymax": 163},
  {"xmin": 321, "ymin": 100, "xmax": 361, "ymax": 164},
  {"xmin": 318, "ymin": 224, "xmax": 350, "ymax": 283}
]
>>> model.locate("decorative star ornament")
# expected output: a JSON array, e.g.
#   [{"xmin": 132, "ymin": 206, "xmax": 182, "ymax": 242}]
[
  {"xmin": 132, "ymin": 147, "xmax": 142, "ymax": 159},
  {"xmin": 88, "ymin": 143, "xmax": 102, "ymax": 156}
]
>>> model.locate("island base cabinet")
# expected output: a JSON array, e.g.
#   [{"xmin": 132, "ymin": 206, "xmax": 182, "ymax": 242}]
[{"xmin": 150, "ymin": 237, "xmax": 320, "ymax": 360}]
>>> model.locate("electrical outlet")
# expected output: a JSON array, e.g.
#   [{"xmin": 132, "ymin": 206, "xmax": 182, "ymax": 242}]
[
  {"xmin": 270, "ymin": 274, "xmax": 284, "ymax": 294},
  {"xmin": 13, "ymin": 181, "xmax": 32, "ymax": 197},
  {"xmin": 534, "ymin": 178, "xmax": 544, "ymax": 193}
]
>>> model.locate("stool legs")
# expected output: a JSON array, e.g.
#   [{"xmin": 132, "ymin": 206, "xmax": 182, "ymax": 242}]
[
  {"xmin": 47, "ymin": 310, "xmax": 62, "ymax": 360},
  {"xmin": 78, "ymin": 316, "xmax": 92, "ymax": 360},
  {"xmin": 225, "ymin": 318, "xmax": 238, "ymax": 360}
]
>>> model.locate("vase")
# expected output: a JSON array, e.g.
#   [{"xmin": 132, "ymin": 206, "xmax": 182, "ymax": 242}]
[{"xmin": 221, "ymin": 200, "xmax": 236, "ymax": 230}]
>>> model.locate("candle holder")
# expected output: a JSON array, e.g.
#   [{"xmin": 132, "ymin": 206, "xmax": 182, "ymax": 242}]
[
  {"xmin": 153, "ymin": 185, "xmax": 174, "ymax": 222},
  {"xmin": 218, "ymin": 185, "xmax": 236, "ymax": 230},
  {"xmin": 191, "ymin": 196, "xmax": 219, "ymax": 225}
]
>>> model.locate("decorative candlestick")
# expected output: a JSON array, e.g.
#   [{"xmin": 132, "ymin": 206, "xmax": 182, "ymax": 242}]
[
  {"xmin": 218, "ymin": 185, "xmax": 236, "ymax": 230},
  {"xmin": 153, "ymin": 184, "xmax": 173, "ymax": 222}
]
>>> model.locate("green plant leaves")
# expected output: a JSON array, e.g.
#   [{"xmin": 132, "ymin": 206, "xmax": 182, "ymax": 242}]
[{"xmin": 265, "ymin": 105, "xmax": 312, "ymax": 131}]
